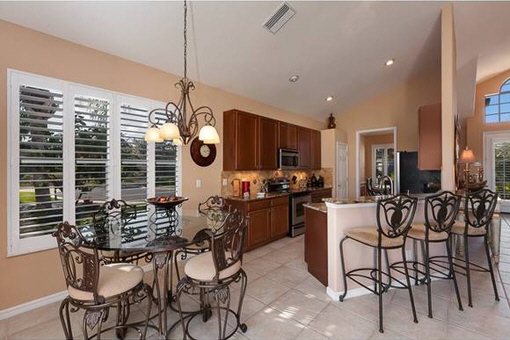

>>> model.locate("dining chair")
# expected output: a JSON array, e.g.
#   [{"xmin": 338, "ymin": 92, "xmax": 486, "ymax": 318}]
[
  {"xmin": 174, "ymin": 195, "xmax": 233, "ymax": 281},
  {"xmin": 53, "ymin": 221, "xmax": 153, "ymax": 340},
  {"xmin": 175, "ymin": 208, "xmax": 249, "ymax": 340},
  {"xmin": 339, "ymin": 194, "xmax": 418, "ymax": 333},
  {"xmin": 406, "ymin": 191, "xmax": 463, "ymax": 318},
  {"xmin": 450, "ymin": 188, "xmax": 499, "ymax": 307},
  {"xmin": 93, "ymin": 198, "xmax": 147, "ymax": 264}
]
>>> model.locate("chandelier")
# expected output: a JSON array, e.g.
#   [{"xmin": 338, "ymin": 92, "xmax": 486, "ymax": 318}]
[{"xmin": 145, "ymin": 0, "xmax": 220, "ymax": 146}]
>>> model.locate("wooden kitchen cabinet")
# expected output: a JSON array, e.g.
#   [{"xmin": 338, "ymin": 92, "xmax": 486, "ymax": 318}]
[
  {"xmin": 418, "ymin": 103, "xmax": 442, "ymax": 170},
  {"xmin": 223, "ymin": 110, "xmax": 278, "ymax": 170},
  {"xmin": 259, "ymin": 117, "xmax": 279, "ymax": 170},
  {"xmin": 298, "ymin": 126, "xmax": 311, "ymax": 168},
  {"xmin": 227, "ymin": 195, "xmax": 289, "ymax": 251},
  {"xmin": 270, "ymin": 196, "xmax": 289, "ymax": 239},
  {"xmin": 224, "ymin": 109, "xmax": 321, "ymax": 171},
  {"xmin": 310, "ymin": 129, "xmax": 321, "ymax": 169},
  {"xmin": 279, "ymin": 122, "xmax": 298, "ymax": 150}
]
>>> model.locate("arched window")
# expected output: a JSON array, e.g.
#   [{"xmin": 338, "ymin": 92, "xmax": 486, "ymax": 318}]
[{"xmin": 485, "ymin": 78, "xmax": 510, "ymax": 123}]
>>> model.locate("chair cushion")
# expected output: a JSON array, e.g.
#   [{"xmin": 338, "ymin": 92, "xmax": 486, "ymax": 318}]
[
  {"xmin": 68, "ymin": 263, "xmax": 144, "ymax": 301},
  {"xmin": 407, "ymin": 223, "xmax": 448, "ymax": 241},
  {"xmin": 345, "ymin": 227, "xmax": 404, "ymax": 248},
  {"xmin": 184, "ymin": 251, "xmax": 241, "ymax": 282},
  {"xmin": 450, "ymin": 221, "xmax": 487, "ymax": 236}
]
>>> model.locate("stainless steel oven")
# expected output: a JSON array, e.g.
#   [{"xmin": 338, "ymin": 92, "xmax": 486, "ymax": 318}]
[{"xmin": 290, "ymin": 192, "xmax": 311, "ymax": 237}]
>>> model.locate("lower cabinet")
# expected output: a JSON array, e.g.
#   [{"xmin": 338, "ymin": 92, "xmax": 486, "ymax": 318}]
[{"xmin": 227, "ymin": 196, "xmax": 289, "ymax": 251}]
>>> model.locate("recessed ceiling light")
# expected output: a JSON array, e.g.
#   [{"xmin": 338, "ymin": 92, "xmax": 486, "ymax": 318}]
[
  {"xmin": 385, "ymin": 59, "xmax": 395, "ymax": 66},
  {"xmin": 326, "ymin": 96, "xmax": 333, "ymax": 102},
  {"xmin": 289, "ymin": 75, "xmax": 300, "ymax": 83}
]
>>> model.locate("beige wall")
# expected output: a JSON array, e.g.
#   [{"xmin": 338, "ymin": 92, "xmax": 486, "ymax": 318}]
[
  {"xmin": 335, "ymin": 71, "xmax": 441, "ymax": 195},
  {"xmin": 0, "ymin": 20, "xmax": 324, "ymax": 310},
  {"xmin": 466, "ymin": 69, "xmax": 510, "ymax": 161},
  {"xmin": 362, "ymin": 133, "xmax": 394, "ymax": 180}
]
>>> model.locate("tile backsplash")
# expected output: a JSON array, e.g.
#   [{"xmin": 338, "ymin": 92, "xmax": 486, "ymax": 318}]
[{"xmin": 221, "ymin": 168, "xmax": 333, "ymax": 196}]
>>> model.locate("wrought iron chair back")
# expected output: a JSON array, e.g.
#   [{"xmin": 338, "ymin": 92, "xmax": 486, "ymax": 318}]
[
  {"xmin": 198, "ymin": 195, "xmax": 234, "ymax": 231},
  {"xmin": 53, "ymin": 221, "xmax": 102, "ymax": 303},
  {"xmin": 424, "ymin": 191, "xmax": 461, "ymax": 233},
  {"xmin": 380, "ymin": 175, "xmax": 393, "ymax": 195},
  {"xmin": 376, "ymin": 194, "xmax": 417, "ymax": 240},
  {"xmin": 464, "ymin": 188, "xmax": 498, "ymax": 231},
  {"xmin": 209, "ymin": 209, "xmax": 247, "ymax": 281},
  {"xmin": 92, "ymin": 198, "xmax": 137, "ymax": 234}
]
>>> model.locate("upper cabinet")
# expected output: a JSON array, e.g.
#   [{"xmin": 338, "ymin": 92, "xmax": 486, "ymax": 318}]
[
  {"xmin": 279, "ymin": 122, "xmax": 298, "ymax": 150},
  {"xmin": 223, "ymin": 110, "xmax": 278, "ymax": 170},
  {"xmin": 311, "ymin": 129, "xmax": 321, "ymax": 170},
  {"xmin": 259, "ymin": 117, "xmax": 279, "ymax": 170},
  {"xmin": 224, "ymin": 109, "xmax": 321, "ymax": 171},
  {"xmin": 418, "ymin": 103, "xmax": 442, "ymax": 170},
  {"xmin": 298, "ymin": 126, "xmax": 311, "ymax": 168}
]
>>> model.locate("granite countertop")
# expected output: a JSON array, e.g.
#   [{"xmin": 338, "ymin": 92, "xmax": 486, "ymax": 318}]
[
  {"xmin": 289, "ymin": 186, "xmax": 333, "ymax": 194},
  {"xmin": 304, "ymin": 202, "xmax": 327, "ymax": 213},
  {"xmin": 225, "ymin": 192, "xmax": 290, "ymax": 202}
]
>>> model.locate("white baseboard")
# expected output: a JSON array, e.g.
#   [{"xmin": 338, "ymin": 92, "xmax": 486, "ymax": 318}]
[
  {"xmin": 0, "ymin": 290, "xmax": 68, "ymax": 321},
  {"xmin": 327, "ymin": 286, "xmax": 370, "ymax": 301}
]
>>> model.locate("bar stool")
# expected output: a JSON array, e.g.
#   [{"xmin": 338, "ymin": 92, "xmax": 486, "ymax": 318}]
[
  {"xmin": 339, "ymin": 194, "xmax": 418, "ymax": 333},
  {"xmin": 450, "ymin": 188, "xmax": 499, "ymax": 307},
  {"xmin": 406, "ymin": 191, "xmax": 463, "ymax": 318}
]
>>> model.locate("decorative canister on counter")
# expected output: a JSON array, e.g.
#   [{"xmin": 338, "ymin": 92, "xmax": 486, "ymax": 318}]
[
  {"xmin": 241, "ymin": 179, "xmax": 250, "ymax": 198},
  {"xmin": 232, "ymin": 179, "xmax": 241, "ymax": 197}
]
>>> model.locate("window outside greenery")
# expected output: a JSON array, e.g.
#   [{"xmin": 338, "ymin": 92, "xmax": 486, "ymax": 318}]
[{"xmin": 485, "ymin": 79, "xmax": 510, "ymax": 123}]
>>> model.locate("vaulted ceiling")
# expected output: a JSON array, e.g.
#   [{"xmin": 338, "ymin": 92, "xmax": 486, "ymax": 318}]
[{"xmin": 1, "ymin": 1, "xmax": 509, "ymax": 122}]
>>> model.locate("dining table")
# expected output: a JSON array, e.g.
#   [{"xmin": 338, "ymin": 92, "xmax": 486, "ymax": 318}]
[{"xmin": 79, "ymin": 198, "xmax": 217, "ymax": 338}]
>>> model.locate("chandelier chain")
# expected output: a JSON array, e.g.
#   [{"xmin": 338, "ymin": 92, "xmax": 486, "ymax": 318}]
[{"xmin": 183, "ymin": 0, "xmax": 188, "ymax": 79}]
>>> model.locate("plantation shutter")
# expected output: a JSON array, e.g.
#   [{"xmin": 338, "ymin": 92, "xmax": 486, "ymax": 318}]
[
  {"xmin": 494, "ymin": 142, "xmax": 510, "ymax": 199},
  {"xmin": 74, "ymin": 94, "xmax": 111, "ymax": 226},
  {"xmin": 155, "ymin": 110, "xmax": 179, "ymax": 198},
  {"xmin": 18, "ymin": 85, "xmax": 64, "ymax": 238}
]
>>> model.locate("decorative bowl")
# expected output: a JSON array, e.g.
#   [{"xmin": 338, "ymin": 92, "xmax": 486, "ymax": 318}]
[{"xmin": 147, "ymin": 196, "xmax": 189, "ymax": 208}]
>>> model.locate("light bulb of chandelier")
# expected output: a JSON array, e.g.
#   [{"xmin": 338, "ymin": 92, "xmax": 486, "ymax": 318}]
[
  {"xmin": 145, "ymin": 126, "xmax": 163, "ymax": 142},
  {"xmin": 172, "ymin": 138, "xmax": 182, "ymax": 146},
  {"xmin": 159, "ymin": 122, "xmax": 180, "ymax": 140},
  {"xmin": 199, "ymin": 125, "xmax": 220, "ymax": 144}
]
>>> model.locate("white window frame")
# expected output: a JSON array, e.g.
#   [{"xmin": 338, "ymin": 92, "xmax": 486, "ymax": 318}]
[
  {"xmin": 7, "ymin": 69, "xmax": 181, "ymax": 256},
  {"xmin": 371, "ymin": 143, "xmax": 394, "ymax": 180}
]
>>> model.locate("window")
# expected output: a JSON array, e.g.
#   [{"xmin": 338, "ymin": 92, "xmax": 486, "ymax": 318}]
[
  {"xmin": 8, "ymin": 70, "xmax": 181, "ymax": 256},
  {"xmin": 485, "ymin": 78, "xmax": 510, "ymax": 123},
  {"xmin": 372, "ymin": 144, "xmax": 394, "ymax": 184}
]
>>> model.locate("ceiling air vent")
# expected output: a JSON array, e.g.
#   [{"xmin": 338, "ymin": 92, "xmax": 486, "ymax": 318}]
[{"xmin": 263, "ymin": 2, "xmax": 296, "ymax": 34}]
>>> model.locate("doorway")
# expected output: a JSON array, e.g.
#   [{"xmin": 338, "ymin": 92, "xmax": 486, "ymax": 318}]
[
  {"xmin": 484, "ymin": 131, "xmax": 510, "ymax": 213},
  {"xmin": 356, "ymin": 127, "xmax": 397, "ymax": 197}
]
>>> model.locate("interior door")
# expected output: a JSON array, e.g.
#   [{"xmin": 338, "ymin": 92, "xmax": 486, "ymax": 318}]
[
  {"xmin": 484, "ymin": 131, "xmax": 510, "ymax": 213},
  {"xmin": 337, "ymin": 143, "xmax": 348, "ymax": 198}
]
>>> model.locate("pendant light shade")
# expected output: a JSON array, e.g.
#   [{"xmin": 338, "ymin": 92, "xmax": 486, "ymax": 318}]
[
  {"xmin": 145, "ymin": 125, "xmax": 164, "ymax": 142},
  {"xmin": 199, "ymin": 125, "xmax": 220, "ymax": 144},
  {"xmin": 159, "ymin": 121, "xmax": 180, "ymax": 140}
]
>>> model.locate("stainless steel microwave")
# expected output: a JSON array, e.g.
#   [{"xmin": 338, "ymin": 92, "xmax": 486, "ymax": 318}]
[{"xmin": 278, "ymin": 148, "xmax": 300, "ymax": 170}]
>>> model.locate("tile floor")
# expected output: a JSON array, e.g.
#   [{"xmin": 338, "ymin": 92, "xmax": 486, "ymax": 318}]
[{"xmin": 2, "ymin": 217, "xmax": 510, "ymax": 340}]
